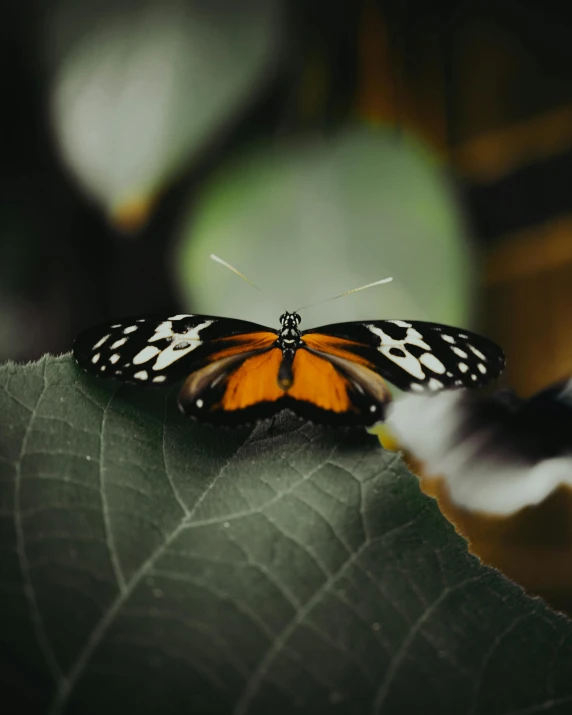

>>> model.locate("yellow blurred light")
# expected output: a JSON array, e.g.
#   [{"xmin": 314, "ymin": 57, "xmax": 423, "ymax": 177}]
[
  {"xmin": 110, "ymin": 194, "xmax": 158, "ymax": 233},
  {"xmin": 370, "ymin": 423, "xmax": 400, "ymax": 452}
]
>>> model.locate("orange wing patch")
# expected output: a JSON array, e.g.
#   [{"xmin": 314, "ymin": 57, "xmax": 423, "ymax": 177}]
[
  {"xmin": 207, "ymin": 332, "xmax": 278, "ymax": 361},
  {"xmin": 222, "ymin": 348, "xmax": 284, "ymax": 410},
  {"xmin": 288, "ymin": 349, "xmax": 352, "ymax": 413},
  {"xmin": 302, "ymin": 333, "xmax": 373, "ymax": 367}
]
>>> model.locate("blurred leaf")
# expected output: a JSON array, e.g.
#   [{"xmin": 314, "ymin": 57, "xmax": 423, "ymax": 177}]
[
  {"xmin": 176, "ymin": 125, "xmax": 475, "ymax": 331},
  {"xmin": 3, "ymin": 355, "xmax": 572, "ymax": 714},
  {"xmin": 48, "ymin": 0, "xmax": 283, "ymax": 226}
]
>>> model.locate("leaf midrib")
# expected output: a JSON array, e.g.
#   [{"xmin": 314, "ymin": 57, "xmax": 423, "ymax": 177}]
[{"xmin": 46, "ymin": 391, "xmax": 252, "ymax": 712}]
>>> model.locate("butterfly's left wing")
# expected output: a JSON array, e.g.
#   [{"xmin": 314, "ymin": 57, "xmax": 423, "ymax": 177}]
[
  {"xmin": 73, "ymin": 313, "xmax": 278, "ymax": 385},
  {"xmin": 302, "ymin": 319, "xmax": 505, "ymax": 393}
]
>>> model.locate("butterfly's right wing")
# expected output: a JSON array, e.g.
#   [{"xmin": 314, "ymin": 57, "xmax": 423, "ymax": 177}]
[
  {"xmin": 302, "ymin": 319, "xmax": 505, "ymax": 392},
  {"xmin": 73, "ymin": 313, "xmax": 278, "ymax": 386}
]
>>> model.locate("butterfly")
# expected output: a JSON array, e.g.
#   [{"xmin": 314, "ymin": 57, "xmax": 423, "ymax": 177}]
[
  {"xmin": 73, "ymin": 308, "xmax": 506, "ymax": 427},
  {"xmin": 386, "ymin": 378, "xmax": 572, "ymax": 515}
]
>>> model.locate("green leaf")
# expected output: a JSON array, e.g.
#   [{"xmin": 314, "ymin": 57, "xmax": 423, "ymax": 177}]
[
  {"xmin": 176, "ymin": 126, "xmax": 475, "ymax": 331},
  {"xmin": 2, "ymin": 355, "xmax": 572, "ymax": 715},
  {"xmin": 48, "ymin": 0, "xmax": 283, "ymax": 222}
]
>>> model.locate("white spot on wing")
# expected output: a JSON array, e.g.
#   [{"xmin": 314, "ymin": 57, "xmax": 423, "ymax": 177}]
[
  {"xmin": 477, "ymin": 363, "xmax": 487, "ymax": 374},
  {"xmin": 410, "ymin": 383, "xmax": 424, "ymax": 392},
  {"xmin": 124, "ymin": 325, "xmax": 138, "ymax": 334},
  {"xmin": 370, "ymin": 405, "xmax": 377, "ymax": 412},
  {"xmin": 134, "ymin": 370, "xmax": 148, "ymax": 380},
  {"xmin": 367, "ymin": 324, "xmax": 399, "ymax": 344},
  {"xmin": 153, "ymin": 375, "xmax": 166, "ymax": 383},
  {"xmin": 368, "ymin": 323, "xmax": 443, "ymax": 378},
  {"xmin": 169, "ymin": 314, "xmax": 193, "ymax": 321},
  {"xmin": 470, "ymin": 344, "xmax": 486, "ymax": 360},
  {"xmin": 110, "ymin": 337, "xmax": 127, "ymax": 349},
  {"xmin": 91, "ymin": 353, "xmax": 100, "ymax": 364},
  {"xmin": 110, "ymin": 353, "xmax": 120, "ymax": 364},
  {"xmin": 196, "ymin": 399, "xmax": 204, "ymax": 408},
  {"xmin": 458, "ymin": 362, "xmax": 468, "ymax": 373},
  {"xmin": 419, "ymin": 352, "xmax": 445, "ymax": 374},
  {"xmin": 403, "ymin": 327, "xmax": 431, "ymax": 351},
  {"xmin": 441, "ymin": 334, "xmax": 456, "ymax": 344},
  {"xmin": 93, "ymin": 334, "xmax": 110, "ymax": 350},
  {"xmin": 368, "ymin": 324, "xmax": 427, "ymax": 371},
  {"xmin": 133, "ymin": 345, "xmax": 161, "ymax": 365},
  {"xmin": 379, "ymin": 346, "xmax": 425, "ymax": 379},
  {"xmin": 152, "ymin": 320, "xmax": 214, "ymax": 370},
  {"xmin": 452, "ymin": 346, "xmax": 468, "ymax": 358},
  {"xmin": 428, "ymin": 378, "xmax": 443, "ymax": 390},
  {"xmin": 149, "ymin": 321, "xmax": 174, "ymax": 342}
]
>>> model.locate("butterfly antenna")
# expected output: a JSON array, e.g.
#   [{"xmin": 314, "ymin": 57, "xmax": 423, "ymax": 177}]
[
  {"xmin": 210, "ymin": 254, "xmax": 283, "ymax": 309},
  {"xmin": 294, "ymin": 276, "xmax": 393, "ymax": 312}
]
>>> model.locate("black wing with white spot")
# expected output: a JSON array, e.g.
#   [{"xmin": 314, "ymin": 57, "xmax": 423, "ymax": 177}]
[
  {"xmin": 73, "ymin": 314, "xmax": 278, "ymax": 385},
  {"xmin": 303, "ymin": 319, "xmax": 505, "ymax": 392}
]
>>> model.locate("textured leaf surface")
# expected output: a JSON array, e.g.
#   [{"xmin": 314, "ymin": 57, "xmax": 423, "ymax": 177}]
[{"xmin": 2, "ymin": 356, "xmax": 572, "ymax": 715}]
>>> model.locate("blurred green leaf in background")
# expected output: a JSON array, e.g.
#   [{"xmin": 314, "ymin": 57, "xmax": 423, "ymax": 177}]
[
  {"xmin": 175, "ymin": 126, "xmax": 475, "ymax": 330},
  {"xmin": 48, "ymin": 0, "xmax": 284, "ymax": 228}
]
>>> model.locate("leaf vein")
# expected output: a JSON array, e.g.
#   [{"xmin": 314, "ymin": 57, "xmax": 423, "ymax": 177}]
[
  {"xmin": 370, "ymin": 576, "xmax": 483, "ymax": 715},
  {"xmin": 49, "ymin": 429, "xmax": 255, "ymax": 713},
  {"xmin": 13, "ymin": 360, "xmax": 62, "ymax": 682},
  {"xmin": 232, "ymin": 519, "xmax": 417, "ymax": 715},
  {"xmin": 160, "ymin": 393, "xmax": 189, "ymax": 517},
  {"xmin": 98, "ymin": 386, "xmax": 126, "ymax": 593}
]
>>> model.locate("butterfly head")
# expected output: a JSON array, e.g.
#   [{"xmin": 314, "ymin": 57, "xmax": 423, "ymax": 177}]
[{"xmin": 279, "ymin": 312, "xmax": 302, "ymax": 329}]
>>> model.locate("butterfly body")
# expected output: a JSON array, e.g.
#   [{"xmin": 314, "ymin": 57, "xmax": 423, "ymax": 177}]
[{"xmin": 74, "ymin": 310, "xmax": 505, "ymax": 427}]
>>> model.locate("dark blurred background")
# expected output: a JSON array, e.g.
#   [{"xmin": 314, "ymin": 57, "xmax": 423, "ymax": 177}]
[{"xmin": 4, "ymin": 0, "xmax": 572, "ymax": 610}]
